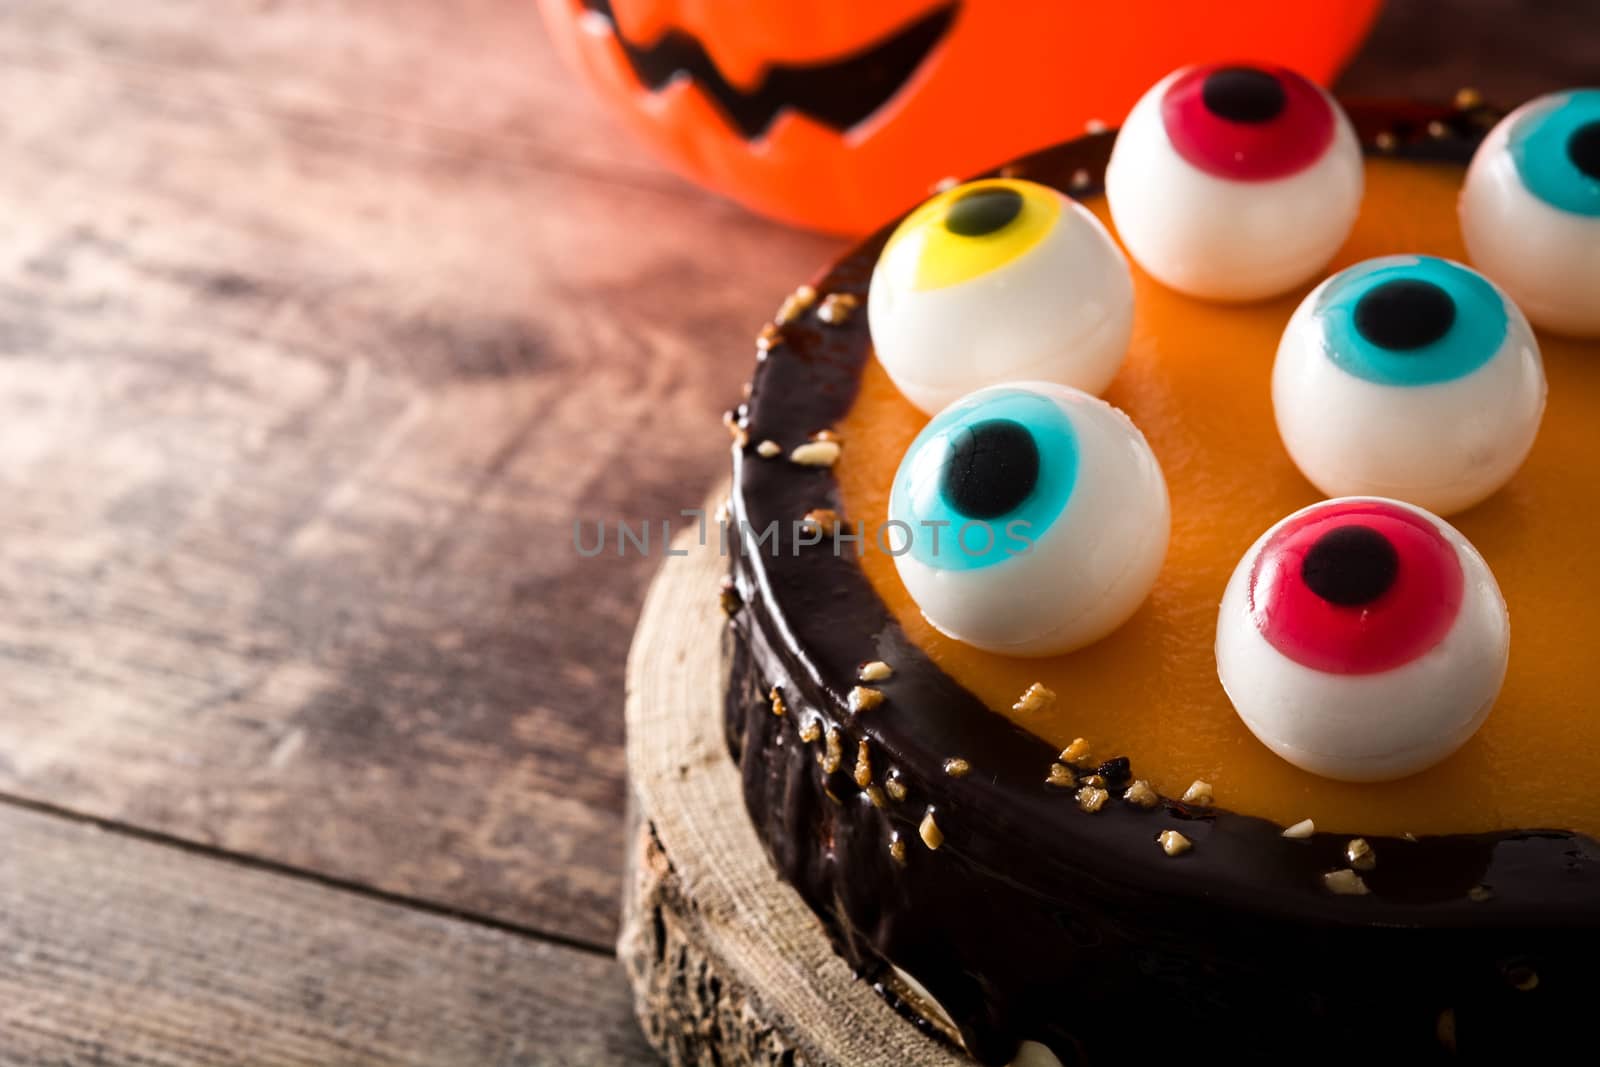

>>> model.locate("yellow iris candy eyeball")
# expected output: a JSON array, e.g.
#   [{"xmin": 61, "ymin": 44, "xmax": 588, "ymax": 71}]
[{"xmin": 867, "ymin": 179, "xmax": 1134, "ymax": 415}]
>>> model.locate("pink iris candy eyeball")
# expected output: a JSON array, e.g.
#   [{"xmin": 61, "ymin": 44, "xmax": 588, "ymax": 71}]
[
  {"xmin": 1216, "ymin": 497, "xmax": 1509, "ymax": 783},
  {"xmin": 1106, "ymin": 64, "xmax": 1364, "ymax": 302},
  {"xmin": 1459, "ymin": 89, "xmax": 1600, "ymax": 337}
]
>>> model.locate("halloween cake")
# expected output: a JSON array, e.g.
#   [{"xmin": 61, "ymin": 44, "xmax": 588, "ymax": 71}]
[{"xmin": 722, "ymin": 70, "xmax": 1600, "ymax": 1065}]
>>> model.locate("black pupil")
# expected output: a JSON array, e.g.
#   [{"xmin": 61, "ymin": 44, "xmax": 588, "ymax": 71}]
[
  {"xmin": 945, "ymin": 187, "xmax": 1024, "ymax": 237},
  {"xmin": 1301, "ymin": 525, "xmax": 1399, "ymax": 607},
  {"xmin": 1569, "ymin": 120, "xmax": 1600, "ymax": 181},
  {"xmin": 1201, "ymin": 67, "xmax": 1286, "ymax": 124},
  {"xmin": 941, "ymin": 419, "xmax": 1039, "ymax": 520},
  {"xmin": 1354, "ymin": 279, "xmax": 1457, "ymax": 351}
]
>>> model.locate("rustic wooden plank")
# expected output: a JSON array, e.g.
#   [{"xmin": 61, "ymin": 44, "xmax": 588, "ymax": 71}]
[
  {"xmin": 0, "ymin": 801, "xmax": 658, "ymax": 1066},
  {"xmin": 0, "ymin": 0, "xmax": 840, "ymax": 950},
  {"xmin": 1337, "ymin": 0, "xmax": 1600, "ymax": 103}
]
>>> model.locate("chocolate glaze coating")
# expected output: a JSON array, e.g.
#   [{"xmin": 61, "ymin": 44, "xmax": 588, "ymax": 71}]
[{"xmin": 724, "ymin": 102, "xmax": 1600, "ymax": 1066}]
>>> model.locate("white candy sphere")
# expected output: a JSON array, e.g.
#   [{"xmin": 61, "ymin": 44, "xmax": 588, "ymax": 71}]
[
  {"xmin": 1273, "ymin": 255, "xmax": 1546, "ymax": 516},
  {"xmin": 868, "ymin": 178, "xmax": 1134, "ymax": 414},
  {"xmin": 888, "ymin": 382, "xmax": 1169, "ymax": 657},
  {"xmin": 1106, "ymin": 64, "xmax": 1363, "ymax": 302},
  {"xmin": 1216, "ymin": 497, "xmax": 1508, "ymax": 783},
  {"xmin": 1460, "ymin": 89, "xmax": 1600, "ymax": 337}
]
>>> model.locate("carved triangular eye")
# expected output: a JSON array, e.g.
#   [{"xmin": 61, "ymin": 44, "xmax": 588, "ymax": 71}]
[{"xmin": 1106, "ymin": 64, "xmax": 1364, "ymax": 302}]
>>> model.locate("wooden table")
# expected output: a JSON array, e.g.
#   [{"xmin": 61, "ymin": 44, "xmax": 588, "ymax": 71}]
[{"xmin": 0, "ymin": 3, "xmax": 1591, "ymax": 1064}]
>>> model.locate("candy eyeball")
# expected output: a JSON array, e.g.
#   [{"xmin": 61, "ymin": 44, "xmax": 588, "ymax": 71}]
[
  {"xmin": 1460, "ymin": 89, "xmax": 1600, "ymax": 337},
  {"xmin": 868, "ymin": 178, "xmax": 1134, "ymax": 414},
  {"xmin": 887, "ymin": 382, "xmax": 1169, "ymax": 657},
  {"xmin": 1273, "ymin": 255, "xmax": 1546, "ymax": 516},
  {"xmin": 1216, "ymin": 498, "xmax": 1508, "ymax": 782},
  {"xmin": 1105, "ymin": 64, "xmax": 1363, "ymax": 302}
]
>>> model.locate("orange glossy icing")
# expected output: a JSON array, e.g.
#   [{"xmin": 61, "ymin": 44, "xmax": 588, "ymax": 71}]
[{"xmin": 836, "ymin": 158, "xmax": 1600, "ymax": 837}]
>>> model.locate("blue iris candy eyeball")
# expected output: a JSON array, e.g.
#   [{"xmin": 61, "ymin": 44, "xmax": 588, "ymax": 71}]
[
  {"xmin": 1460, "ymin": 89, "xmax": 1600, "ymax": 337},
  {"xmin": 1273, "ymin": 255, "xmax": 1546, "ymax": 516},
  {"xmin": 887, "ymin": 382, "xmax": 1170, "ymax": 656}
]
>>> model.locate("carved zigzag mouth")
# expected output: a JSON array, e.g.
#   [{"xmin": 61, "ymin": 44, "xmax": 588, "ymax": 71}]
[{"xmin": 580, "ymin": 2, "xmax": 959, "ymax": 140}]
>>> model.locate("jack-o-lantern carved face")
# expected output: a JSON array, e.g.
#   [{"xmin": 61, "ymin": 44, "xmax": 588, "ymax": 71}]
[{"xmin": 538, "ymin": 0, "xmax": 1380, "ymax": 233}]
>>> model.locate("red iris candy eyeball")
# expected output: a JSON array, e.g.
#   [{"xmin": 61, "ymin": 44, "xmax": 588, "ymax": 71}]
[
  {"xmin": 1216, "ymin": 498, "xmax": 1509, "ymax": 782},
  {"xmin": 1106, "ymin": 64, "xmax": 1363, "ymax": 301}
]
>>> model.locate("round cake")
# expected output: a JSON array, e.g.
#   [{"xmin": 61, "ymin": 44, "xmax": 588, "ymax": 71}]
[{"xmin": 721, "ymin": 85, "xmax": 1600, "ymax": 1065}]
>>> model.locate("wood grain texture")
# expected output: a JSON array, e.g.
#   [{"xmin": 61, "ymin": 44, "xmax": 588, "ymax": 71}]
[
  {"xmin": 0, "ymin": 802, "xmax": 657, "ymax": 1067},
  {"xmin": 1337, "ymin": 0, "xmax": 1600, "ymax": 104},
  {"xmin": 0, "ymin": 0, "xmax": 838, "ymax": 950},
  {"xmin": 620, "ymin": 522, "xmax": 967, "ymax": 1067}
]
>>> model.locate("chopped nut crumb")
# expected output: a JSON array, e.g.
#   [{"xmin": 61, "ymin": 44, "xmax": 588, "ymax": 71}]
[
  {"xmin": 848, "ymin": 686, "xmax": 884, "ymax": 714},
  {"xmin": 1468, "ymin": 884, "xmax": 1493, "ymax": 903},
  {"xmin": 819, "ymin": 726, "xmax": 843, "ymax": 774},
  {"xmin": 768, "ymin": 686, "xmax": 787, "ymax": 718},
  {"xmin": 802, "ymin": 508, "xmax": 845, "ymax": 536},
  {"xmin": 884, "ymin": 775, "xmax": 907, "ymax": 802},
  {"xmin": 1095, "ymin": 756, "xmax": 1131, "ymax": 784},
  {"xmin": 866, "ymin": 786, "xmax": 887, "ymax": 809},
  {"xmin": 1076, "ymin": 786, "xmax": 1109, "ymax": 813},
  {"xmin": 854, "ymin": 740, "xmax": 873, "ymax": 788},
  {"xmin": 1402, "ymin": 832, "xmax": 1418, "ymax": 843},
  {"xmin": 1012, "ymin": 682, "xmax": 1056, "ymax": 715},
  {"xmin": 919, "ymin": 809, "xmax": 944, "ymax": 850},
  {"xmin": 1281, "ymin": 818, "xmax": 1316, "ymax": 840},
  {"xmin": 756, "ymin": 322, "xmax": 783, "ymax": 352},
  {"xmin": 889, "ymin": 835, "xmax": 907, "ymax": 865},
  {"xmin": 816, "ymin": 292, "xmax": 860, "ymax": 325},
  {"xmin": 1123, "ymin": 779, "xmax": 1159, "ymax": 809},
  {"xmin": 1346, "ymin": 837, "xmax": 1376, "ymax": 871},
  {"xmin": 1085, "ymin": 117, "xmax": 1109, "ymax": 134},
  {"xmin": 722, "ymin": 410, "xmax": 748, "ymax": 447},
  {"xmin": 943, "ymin": 758, "xmax": 971, "ymax": 778},
  {"xmin": 1427, "ymin": 119, "xmax": 1451, "ymax": 139},
  {"xmin": 756, "ymin": 439, "xmax": 781, "ymax": 458},
  {"xmin": 1069, "ymin": 168, "xmax": 1093, "ymax": 191},
  {"xmin": 1181, "ymin": 780, "xmax": 1214, "ymax": 807},
  {"xmin": 718, "ymin": 580, "xmax": 742, "ymax": 617},
  {"xmin": 1375, "ymin": 130, "xmax": 1399, "ymax": 152},
  {"xmin": 1060, "ymin": 737, "xmax": 1093, "ymax": 767},
  {"xmin": 741, "ymin": 380, "xmax": 752, "ymax": 399},
  {"xmin": 1454, "ymin": 87, "xmax": 1483, "ymax": 110},
  {"xmin": 798, "ymin": 718, "xmax": 822, "ymax": 744},
  {"xmin": 1045, "ymin": 763, "xmax": 1075, "ymax": 788},
  {"xmin": 810, "ymin": 429, "xmax": 842, "ymax": 443},
  {"xmin": 858, "ymin": 660, "xmax": 893, "ymax": 683},
  {"xmin": 1078, "ymin": 774, "xmax": 1105, "ymax": 789},
  {"xmin": 790, "ymin": 439, "xmax": 842, "ymax": 467},
  {"xmin": 775, "ymin": 284, "xmax": 817, "ymax": 325},
  {"xmin": 1323, "ymin": 869, "xmax": 1370, "ymax": 896},
  {"xmin": 1157, "ymin": 830, "xmax": 1192, "ymax": 857}
]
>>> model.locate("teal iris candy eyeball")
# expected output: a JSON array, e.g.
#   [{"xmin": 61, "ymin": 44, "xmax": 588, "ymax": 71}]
[
  {"xmin": 887, "ymin": 382, "xmax": 1169, "ymax": 656},
  {"xmin": 1460, "ymin": 89, "xmax": 1600, "ymax": 337},
  {"xmin": 1272, "ymin": 255, "xmax": 1546, "ymax": 516}
]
